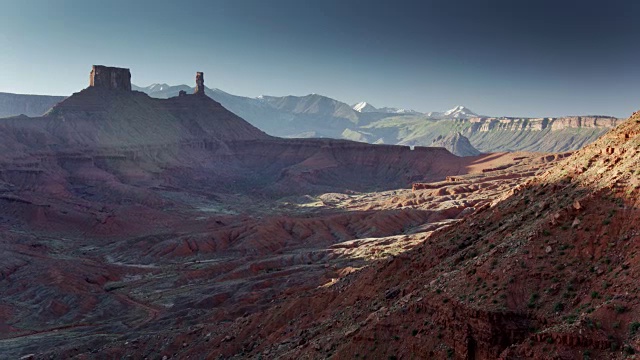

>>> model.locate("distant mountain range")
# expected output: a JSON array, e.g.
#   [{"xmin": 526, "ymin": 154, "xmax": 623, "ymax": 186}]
[
  {"xmin": 352, "ymin": 101, "xmax": 421, "ymax": 115},
  {"xmin": 134, "ymin": 83, "xmax": 477, "ymax": 119},
  {"xmin": 131, "ymin": 83, "xmax": 622, "ymax": 154},
  {"xmin": 0, "ymin": 92, "xmax": 65, "ymax": 118},
  {"xmin": 0, "ymin": 84, "xmax": 623, "ymax": 155}
]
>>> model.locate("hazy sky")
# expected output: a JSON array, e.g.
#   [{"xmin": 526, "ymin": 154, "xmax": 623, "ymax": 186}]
[{"xmin": 1, "ymin": 0, "xmax": 639, "ymax": 117}]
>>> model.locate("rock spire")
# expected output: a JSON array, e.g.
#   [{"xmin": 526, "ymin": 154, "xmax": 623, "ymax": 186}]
[{"xmin": 195, "ymin": 72, "xmax": 205, "ymax": 96}]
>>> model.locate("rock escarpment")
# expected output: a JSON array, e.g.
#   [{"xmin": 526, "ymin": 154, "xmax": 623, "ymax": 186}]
[
  {"xmin": 468, "ymin": 115, "xmax": 620, "ymax": 132},
  {"xmin": 89, "ymin": 65, "xmax": 132, "ymax": 91}
]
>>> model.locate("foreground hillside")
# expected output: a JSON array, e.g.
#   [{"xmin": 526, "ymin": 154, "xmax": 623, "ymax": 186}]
[{"xmin": 185, "ymin": 111, "xmax": 639, "ymax": 359}]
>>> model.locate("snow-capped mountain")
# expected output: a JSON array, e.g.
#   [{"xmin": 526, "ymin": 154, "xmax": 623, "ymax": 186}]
[
  {"xmin": 442, "ymin": 105, "xmax": 477, "ymax": 118},
  {"xmin": 378, "ymin": 107, "xmax": 420, "ymax": 115},
  {"xmin": 352, "ymin": 101, "xmax": 378, "ymax": 113},
  {"xmin": 425, "ymin": 106, "xmax": 478, "ymax": 119},
  {"xmin": 352, "ymin": 101, "xmax": 420, "ymax": 115},
  {"xmin": 132, "ymin": 83, "xmax": 193, "ymax": 98},
  {"xmin": 146, "ymin": 83, "xmax": 171, "ymax": 92}
]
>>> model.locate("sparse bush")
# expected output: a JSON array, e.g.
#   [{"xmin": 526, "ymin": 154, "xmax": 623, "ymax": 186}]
[
  {"xmin": 446, "ymin": 348, "xmax": 454, "ymax": 358},
  {"xmin": 553, "ymin": 302, "xmax": 565, "ymax": 312},
  {"xmin": 585, "ymin": 317, "xmax": 595, "ymax": 329},
  {"xmin": 624, "ymin": 345, "xmax": 636, "ymax": 355},
  {"xmin": 615, "ymin": 305, "xmax": 628, "ymax": 314},
  {"xmin": 564, "ymin": 314, "xmax": 577, "ymax": 324}
]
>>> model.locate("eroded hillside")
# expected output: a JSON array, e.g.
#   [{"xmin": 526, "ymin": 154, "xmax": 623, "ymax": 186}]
[
  {"xmin": 180, "ymin": 112, "xmax": 640, "ymax": 360},
  {"xmin": 0, "ymin": 67, "xmax": 568, "ymax": 359}
]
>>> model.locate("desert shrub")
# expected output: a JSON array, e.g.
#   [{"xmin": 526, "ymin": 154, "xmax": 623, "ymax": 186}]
[
  {"xmin": 615, "ymin": 305, "xmax": 628, "ymax": 314},
  {"xmin": 553, "ymin": 302, "xmax": 565, "ymax": 312}
]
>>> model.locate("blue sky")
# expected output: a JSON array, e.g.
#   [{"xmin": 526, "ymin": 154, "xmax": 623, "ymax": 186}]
[{"xmin": 1, "ymin": 0, "xmax": 639, "ymax": 117}]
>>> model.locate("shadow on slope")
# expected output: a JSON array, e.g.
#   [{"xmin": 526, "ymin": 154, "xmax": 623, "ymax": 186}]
[{"xmin": 179, "ymin": 114, "xmax": 640, "ymax": 359}]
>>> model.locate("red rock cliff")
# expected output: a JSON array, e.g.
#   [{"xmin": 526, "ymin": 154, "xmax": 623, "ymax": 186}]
[{"xmin": 89, "ymin": 65, "xmax": 132, "ymax": 91}]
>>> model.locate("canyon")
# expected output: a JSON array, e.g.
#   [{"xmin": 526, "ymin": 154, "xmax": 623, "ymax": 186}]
[{"xmin": 0, "ymin": 65, "xmax": 638, "ymax": 360}]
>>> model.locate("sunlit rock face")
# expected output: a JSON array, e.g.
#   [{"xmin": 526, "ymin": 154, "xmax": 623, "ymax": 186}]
[
  {"xmin": 195, "ymin": 72, "xmax": 205, "ymax": 96},
  {"xmin": 89, "ymin": 65, "xmax": 132, "ymax": 91}
]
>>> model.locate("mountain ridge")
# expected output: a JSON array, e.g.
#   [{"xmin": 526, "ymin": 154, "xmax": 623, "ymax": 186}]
[
  {"xmin": 431, "ymin": 131, "xmax": 481, "ymax": 156},
  {"xmin": 130, "ymin": 82, "xmax": 623, "ymax": 153},
  {"xmin": 0, "ymin": 84, "xmax": 624, "ymax": 155}
]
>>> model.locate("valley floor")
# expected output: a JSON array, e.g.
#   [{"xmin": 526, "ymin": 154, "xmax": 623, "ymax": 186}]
[{"xmin": 0, "ymin": 152, "xmax": 559, "ymax": 358}]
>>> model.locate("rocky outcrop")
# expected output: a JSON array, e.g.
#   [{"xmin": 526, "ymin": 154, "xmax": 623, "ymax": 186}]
[
  {"xmin": 431, "ymin": 132, "xmax": 481, "ymax": 156},
  {"xmin": 195, "ymin": 72, "xmax": 205, "ymax": 96},
  {"xmin": 468, "ymin": 116, "xmax": 620, "ymax": 132},
  {"xmin": 89, "ymin": 65, "xmax": 132, "ymax": 91}
]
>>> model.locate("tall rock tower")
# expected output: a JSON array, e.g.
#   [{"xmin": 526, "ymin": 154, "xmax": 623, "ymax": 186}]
[
  {"xmin": 89, "ymin": 65, "xmax": 132, "ymax": 91},
  {"xmin": 194, "ymin": 72, "xmax": 205, "ymax": 96}
]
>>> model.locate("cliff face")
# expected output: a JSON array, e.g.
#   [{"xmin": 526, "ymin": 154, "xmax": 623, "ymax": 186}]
[
  {"xmin": 469, "ymin": 115, "xmax": 621, "ymax": 132},
  {"xmin": 89, "ymin": 65, "xmax": 132, "ymax": 91},
  {"xmin": 362, "ymin": 115, "xmax": 624, "ymax": 153}
]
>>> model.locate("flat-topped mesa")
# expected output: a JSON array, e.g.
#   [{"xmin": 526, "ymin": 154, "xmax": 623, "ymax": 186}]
[
  {"xmin": 89, "ymin": 65, "xmax": 132, "ymax": 91},
  {"xmin": 194, "ymin": 72, "xmax": 205, "ymax": 96}
]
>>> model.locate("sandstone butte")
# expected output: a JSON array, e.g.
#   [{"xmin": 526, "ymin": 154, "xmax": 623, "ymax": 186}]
[{"xmin": 0, "ymin": 65, "xmax": 638, "ymax": 360}]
